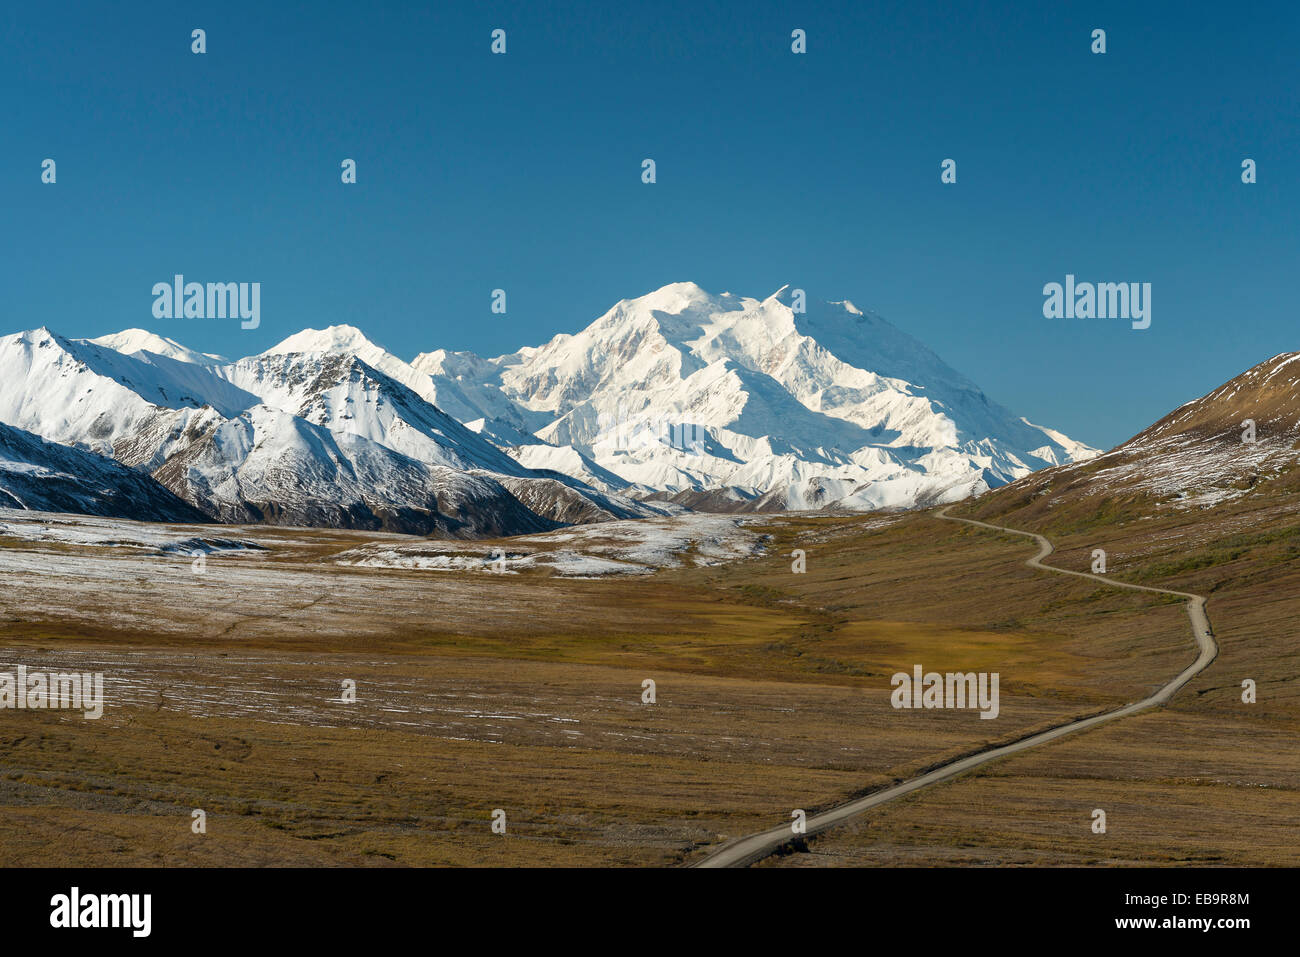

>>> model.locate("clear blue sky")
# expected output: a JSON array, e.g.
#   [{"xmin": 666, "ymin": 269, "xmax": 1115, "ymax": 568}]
[{"xmin": 4, "ymin": 0, "xmax": 1296, "ymax": 449}]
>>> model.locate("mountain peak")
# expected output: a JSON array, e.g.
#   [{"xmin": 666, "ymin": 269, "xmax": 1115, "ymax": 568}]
[
  {"xmin": 657, "ymin": 280, "xmax": 708, "ymax": 295},
  {"xmin": 1133, "ymin": 351, "xmax": 1300, "ymax": 447},
  {"xmin": 632, "ymin": 281, "xmax": 720, "ymax": 313},
  {"xmin": 263, "ymin": 324, "xmax": 387, "ymax": 357},
  {"xmin": 89, "ymin": 328, "xmax": 227, "ymax": 365}
]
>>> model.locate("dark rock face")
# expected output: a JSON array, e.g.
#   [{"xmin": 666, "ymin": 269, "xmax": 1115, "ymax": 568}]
[{"xmin": 0, "ymin": 423, "xmax": 207, "ymax": 523}]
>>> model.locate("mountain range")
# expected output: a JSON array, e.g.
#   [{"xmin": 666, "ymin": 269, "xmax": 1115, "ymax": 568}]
[{"xmin": 0, "ymin": 282, "xmax": 1103, "ymax": 533}]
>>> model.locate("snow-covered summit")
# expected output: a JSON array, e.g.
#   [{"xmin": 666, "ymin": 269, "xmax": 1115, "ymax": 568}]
[
  {"xmin": 420, "ymin": 282, "xmax": 1101, "ymax": 509},
  {"xmin": 89, "ymin": 328, "xmax": 227, "ymax": 365}
]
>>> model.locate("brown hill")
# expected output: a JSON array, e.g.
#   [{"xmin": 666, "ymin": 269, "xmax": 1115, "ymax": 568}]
[{"xmin": 961, "ymin": 352, "xmax": 1300, "ymax": 533}]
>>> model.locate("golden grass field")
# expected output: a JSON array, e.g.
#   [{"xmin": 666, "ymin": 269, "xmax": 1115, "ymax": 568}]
[
  {"xmin": 0, "ymin": 498, "xmax": 1295, "ymax": 866},
  {"xmin": 761, "ymin": 492, "xmax": 1300, "ymax": 865}
]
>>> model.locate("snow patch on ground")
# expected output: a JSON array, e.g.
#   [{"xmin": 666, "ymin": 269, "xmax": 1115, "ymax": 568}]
[
  {"xmin": 0, "ymin": 508, "xmax": 262, "ymax": 554},
  {"xmin": 334, "ymin": 513, "xmax": 767, "ymax": 577},
  {"xmin": 1065, "ymin": 433, "xmax": 1296, "ymax": 510}
]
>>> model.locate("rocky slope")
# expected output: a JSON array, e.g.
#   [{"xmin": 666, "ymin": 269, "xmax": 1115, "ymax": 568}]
[{"xmin": 0, "ymin": 420, "xmax": 206, "ymax": 522}]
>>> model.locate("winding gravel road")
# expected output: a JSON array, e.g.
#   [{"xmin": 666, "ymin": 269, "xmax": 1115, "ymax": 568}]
[{"xmin": 694, "ymin": 505, "xmax": 1219, "ymax": 868}]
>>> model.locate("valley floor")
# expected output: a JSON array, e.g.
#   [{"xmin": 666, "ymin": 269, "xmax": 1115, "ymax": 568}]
[{"xmin": 0, "ymin": 503, "xmax": 1295, "ymax": 866}]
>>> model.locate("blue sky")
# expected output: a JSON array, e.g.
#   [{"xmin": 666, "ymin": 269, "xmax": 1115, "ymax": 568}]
[{"xmin": 4, "ymin": 0, "xmax": 1296, "ymax": 449}]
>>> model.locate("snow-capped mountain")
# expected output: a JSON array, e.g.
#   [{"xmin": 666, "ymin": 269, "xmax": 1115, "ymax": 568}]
[
  {"xmin": 0, "ymin": 281, "xmax": 1097, "ymax": 531},
  {"xmin": 147, "ymin": 404, "xmax": 563, "ymax": 536},
  {"xmin": 0, "ymin": 420, "xmax": 205, "ymax": 522},
  {"xmin": 409, "ymin": 282, "xmax": 1098, "ymax": 509},
  {"xmin": 240, "ymin": 331, "xmax": 672, "ymax": 524},
  {"xmin": 0, "ymin": 328, "xmax": 664, "ymax": 536},
  {"xmin": 218, "ymin": 350, "xmax": 527, "ymax": 475},
  {"xmin": 0, "ymin": 328, "xmax": 254, "ymax": 469}
]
